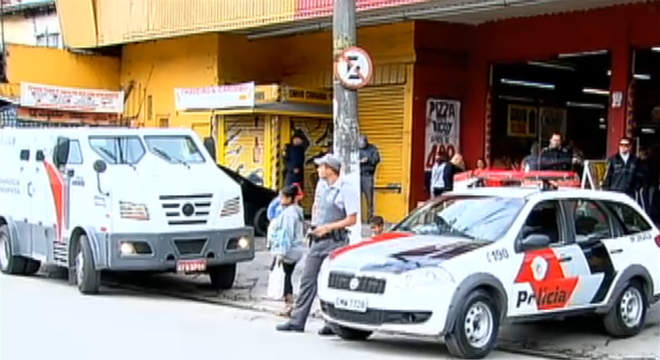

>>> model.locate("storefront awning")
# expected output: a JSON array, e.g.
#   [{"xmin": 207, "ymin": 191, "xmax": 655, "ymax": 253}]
[
  {"xmin": 176, "ymin": 83, "xmax": 333, "ymax": 119},
  {"xmin": 245, "ymin": 0, "xmax": 645, "ymax": 38}
]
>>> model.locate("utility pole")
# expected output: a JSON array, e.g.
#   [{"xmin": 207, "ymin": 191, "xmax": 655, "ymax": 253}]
[
  {"xmin": 333, "ymin": 0, "xmax": 362, "ymax": 244},
  {"xmin": 1, "ymin": 0, "xmax": 6, "ymax": 83}
]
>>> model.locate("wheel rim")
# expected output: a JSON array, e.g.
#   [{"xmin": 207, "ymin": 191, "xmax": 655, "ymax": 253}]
[
  {"xmin": 464, "ymin": 301, "xmax": 494, "ymax": 349},
  {"xmin": 75, "ymin": 249, "xmax": 84, "ymax": 285},
  {"xmin": 0, "ymin": 233, "xmax": 9, "ymax": 271},
  {"xmin": 620, "ymin": 287, "xmax": 643, "ymax": 328}
]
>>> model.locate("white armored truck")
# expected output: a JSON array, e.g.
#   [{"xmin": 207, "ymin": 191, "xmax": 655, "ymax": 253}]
[{"xmin": 0, "ymin": 127, "xmax": 254, "ymax": 294}]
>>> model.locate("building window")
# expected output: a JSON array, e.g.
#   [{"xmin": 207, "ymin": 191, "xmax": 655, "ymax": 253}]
[{"xmin": 36, "ymin": 33, "xmax": 61, "ymax": 48}]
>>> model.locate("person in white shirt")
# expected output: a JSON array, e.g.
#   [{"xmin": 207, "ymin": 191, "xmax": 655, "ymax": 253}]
[{"xmin": 430, "ymin": 152, "xmax": 448, "ymax": 198}]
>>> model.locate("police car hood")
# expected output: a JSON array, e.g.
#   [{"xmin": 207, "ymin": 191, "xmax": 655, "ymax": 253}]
[{"xmin": 328, "ymin": 232, "xmax": 490, "ymax": 273}]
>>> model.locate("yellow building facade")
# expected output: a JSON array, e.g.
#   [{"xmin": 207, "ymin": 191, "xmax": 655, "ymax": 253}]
[{"xmin": 117, "ymin": 23, "xmax": 415, "ymax": 221}]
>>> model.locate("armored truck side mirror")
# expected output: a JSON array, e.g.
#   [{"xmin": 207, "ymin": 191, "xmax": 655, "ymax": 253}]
[
  {"xmin": 93, "ymin": 159, "xmax": 109, "ymax": 196},
  {"xmin": 203, "ymin": 137, "xmax": 216, "ymax": 162},
  {"xmin": 93, "ymin": 159, "xmax": 107, "ymax": 173},
  {"xmin": 54, "ymin": 137, "xmax": 70, "ymax": 167}
]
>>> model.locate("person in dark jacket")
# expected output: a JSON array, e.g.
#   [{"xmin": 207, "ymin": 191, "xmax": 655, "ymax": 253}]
[
  {"xmin": 603, "ymin": 137, "xmax": 639, "ymax": 198},
  {"xmin": 522, "ymin": 142, "xmax": 541, "ymax": 172},
  {"xmin": 539, "ymin": 133, "xmax": 572, "ymax": 171},
  {"xmin": 284, "ymin": 131, "xmax": 306, "ymax": 187},
  {"xmin": 359, "ymin": 135, "xmax": 381, "ymax": 220},
  {"xmin": 442, "ymin": 153, "xmax": 465, "ymax": 192},
  {"xmin": 637, "ymin": 147, "xmax": 653, "ymax": 214}
]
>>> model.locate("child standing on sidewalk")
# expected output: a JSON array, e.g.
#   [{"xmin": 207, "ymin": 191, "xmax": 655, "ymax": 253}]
[{"xmin": 268, "ymin": 185, "xmax": 305, "ymax": 317}]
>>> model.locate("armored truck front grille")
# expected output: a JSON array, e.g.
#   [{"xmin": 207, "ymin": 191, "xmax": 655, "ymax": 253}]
[
  {"xmin": 328, "ymin": 272, "xmax": 387, "ymax": 294},
  {"xmin": 173, "ymin": 238, "xmax": 207, "ymax": 256},
  {"xmin": 159, "ymin": 193, "xmax": 213, "ymax": 226}
]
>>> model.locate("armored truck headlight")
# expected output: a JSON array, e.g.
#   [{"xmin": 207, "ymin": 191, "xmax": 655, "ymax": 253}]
[
  {"xmin": 119, "ymin": 201, "xmax": 150, "ymax": 221},
  {"xmin": 400, "ymin": 267, "xmax": 455, "ymax": 289}
]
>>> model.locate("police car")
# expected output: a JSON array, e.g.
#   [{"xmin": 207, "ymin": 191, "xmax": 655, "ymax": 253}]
[{"xmin": 317, "ymin": 186, "xmax": 660, "ymax": 359}]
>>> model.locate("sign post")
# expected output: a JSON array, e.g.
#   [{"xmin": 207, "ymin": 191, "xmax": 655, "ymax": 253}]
[{"xmin": 333, "ymin": 0, "xmax": 370, "ymax": 244}]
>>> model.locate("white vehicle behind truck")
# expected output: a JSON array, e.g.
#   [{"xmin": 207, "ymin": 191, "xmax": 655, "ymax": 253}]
[{"xmin": 0, "ymin": 127, "xmax": 254, "ymax": 294}]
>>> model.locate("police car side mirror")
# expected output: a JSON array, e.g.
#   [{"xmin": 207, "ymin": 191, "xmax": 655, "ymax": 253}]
[
  {"xmin": 54, "ymin": 137, "xmax": 70, "ymax": 167},
  {"xmin": 520, "ymin": 234, "xmax": 551, "ymax": 251},
  {"xmin": 93, "ymin": 159, "xmax": 107, "ymax": 174}
]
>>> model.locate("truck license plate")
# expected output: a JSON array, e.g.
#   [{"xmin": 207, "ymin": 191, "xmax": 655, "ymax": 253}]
[
  {"xmin": 334, "ymin": 296, "xmax": 368, "ymax": 313},
  {"xmin": 176, "ymin": 259, "xmax": 207, "ymax": 273}
]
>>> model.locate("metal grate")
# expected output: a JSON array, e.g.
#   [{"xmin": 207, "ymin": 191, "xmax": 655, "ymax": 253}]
[
  {"xmin": 160, "ymin": 194, "xmax": 213, "ymax": 226},
  {"xmin": 220, "ymin": 196, "xmax": 241, "ymax": 217},
  {"xmin": 328, "ymin": 272, "xmax": 386, "ymax": 294}
]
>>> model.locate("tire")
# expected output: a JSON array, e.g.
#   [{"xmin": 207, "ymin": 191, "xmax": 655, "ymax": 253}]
[
  {"xmin": 333, "ymin": 324, "xmax": 373, "ymax": 341},
  {"xmin": 253, "ymin": 207, "xmax": 269, "ymax": 237},
  {"xmin": 75, "ymin": 234, "xmax": 101, "ymax": 295},
  {"xmin": 445, "ymin": 289, "xmax": 501, "ymax": 359},
  {"xmin": 24, "ymin": 259, "xmax": 41, "ymax": 276},
  {"xmin": 209, "ymin": 264, "xmax": 237, "ymax": 290},
  {"xmin": 0, "ymin": 224, "xmax": 27, "ymax": 275},
  {"xmin": 603, "ymin": 280, "xmax": 648, "ymax": 338}
]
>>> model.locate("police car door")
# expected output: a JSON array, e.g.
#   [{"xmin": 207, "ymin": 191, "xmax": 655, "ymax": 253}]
[
  {"xmin": 510, "ymin": 199, "xmax": 581, "ymax": 317},
  {"xmin": 562, "ymin": 198, "xmax": 618, "ymax": 308},
  {"xmin": 600, "ymin": 200, "xmax": 660, "ymax": 299}
]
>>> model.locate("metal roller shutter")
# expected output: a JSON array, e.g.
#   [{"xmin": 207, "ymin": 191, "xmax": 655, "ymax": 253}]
[
  {"xmin": 358, "ymin": 85, "xmax": 406, "ymax": 223},
  {"xmin": 223, "ymin": 115, "xmax": 266, "ymax": 186}
]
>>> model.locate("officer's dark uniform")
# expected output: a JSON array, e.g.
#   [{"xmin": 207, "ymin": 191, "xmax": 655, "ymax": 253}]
[
  {"xmin": 539, "ymin": 146, "xmax": 572, "ymax": 171},
  {"xmin": 603, "ymin": 153, "xmax": 639, "ymax": 198}
]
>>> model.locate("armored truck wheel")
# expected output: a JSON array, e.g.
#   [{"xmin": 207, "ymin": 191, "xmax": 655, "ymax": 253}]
[
  {"xmin": 0, "ymin": 224, "xmax": 28, "ymax": 275},
  {"xmin": 209, "ymin": 264, "xmax": 236, "ymax": 290},
  {"xmin": 75, "ymin": 234, "xmax": 101, "ymax": 295}
]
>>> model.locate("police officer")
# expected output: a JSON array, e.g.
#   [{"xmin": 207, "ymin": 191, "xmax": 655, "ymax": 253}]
[
  {"xmin": 539, "ymin": 133, "xmax": 572, "ymax": 171},
  {"xmin": 276, "ymin": 153, "xmax": 359, "ymax": 335}
]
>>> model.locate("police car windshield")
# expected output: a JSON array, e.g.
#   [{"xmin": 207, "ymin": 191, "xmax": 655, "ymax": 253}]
[{"xmin": 393, "ymin": 196, "xmax": 526, "ymax": 242}]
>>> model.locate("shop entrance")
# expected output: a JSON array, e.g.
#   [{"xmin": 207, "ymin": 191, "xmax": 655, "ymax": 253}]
[
  {"xmin": 223, "ymin": 115, "xmax": 267, "ymax": 186},
  {"xmin": 289, "ymin": 117, "xmax": 333, "ymax": 212},
  {"xmin": 490, "ymin": 51, "xmax": 611, "ymax": 167},
  {"xmin": 632, "ymin": 47, "xmax": 660, "ymax": 194}
]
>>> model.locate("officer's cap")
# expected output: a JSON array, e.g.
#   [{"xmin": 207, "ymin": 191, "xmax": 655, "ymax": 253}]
[{"xmin": 314, "ymin": 154, "xmax": 341, "ymax": 172}]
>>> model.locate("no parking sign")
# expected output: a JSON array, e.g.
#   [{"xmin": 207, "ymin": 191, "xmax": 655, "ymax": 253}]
[{"xmin": 334, "ymin": 47, "xmax": 373, "ymax": 90}]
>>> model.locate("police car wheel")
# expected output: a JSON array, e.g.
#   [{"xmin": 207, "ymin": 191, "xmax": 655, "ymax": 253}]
[
  {"xmin": 333, "ymin": 324, "xmax": 372, "ymax": 341},
  {"xmin": 209, "ymin": 264, "xmax": 236, "ymax": 290},
  {"xmin": 445, "ymin": 289, "xmax": 500, "ymax": 359},
  {"xmin": 0, "ymin": 224, "xmax": 28, "ymax": 275},
  {"xmin": 75, "ymin": 234, "xmax": 101, "ymax": 295},
  {"xmin": 603, "ymin": 280, "xmax": 648, "ymax": 338}
]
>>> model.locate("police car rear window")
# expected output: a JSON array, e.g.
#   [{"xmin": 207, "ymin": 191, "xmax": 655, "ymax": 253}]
[{"xmin": 603, "ymin": 201, "xmax": 652, "ymax": 235}]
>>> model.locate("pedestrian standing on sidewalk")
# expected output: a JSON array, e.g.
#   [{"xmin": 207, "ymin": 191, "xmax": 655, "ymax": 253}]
[
  {"xmin": 430, "ymin": 151, "xmax": 448, "ymax": 198},
  {"xmin": 276, "ymin": 153, "xmax": 359, "ymax": 336},
  {"xmin": 284, "ymin": 131, "xmax": 306, "ymax": 187},
  {"xmin": 359, "ymin": 135, "xmax": 380, "ymax": 221},
  {"xmin": 269, "ymin": 184, "xmax": 306, "ymax": 317}
]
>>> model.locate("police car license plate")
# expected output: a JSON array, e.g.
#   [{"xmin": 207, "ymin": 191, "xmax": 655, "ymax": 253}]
[
  {"xmin": 334, "ymin": 296, "xmax": 368, "ymax": 313},
  {"xmin": 176, "ymin": 259, "xmax": 207, "ymax": 273}
]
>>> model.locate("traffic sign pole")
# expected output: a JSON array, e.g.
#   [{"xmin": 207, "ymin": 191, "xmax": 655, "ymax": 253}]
[{"xmin": 333, "ymin": 0, "xmax": 362, "ymax": 244}]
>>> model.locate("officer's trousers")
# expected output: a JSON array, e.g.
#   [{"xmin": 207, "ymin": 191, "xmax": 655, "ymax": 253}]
[{"xmin": 289, "ymin": 239, "xmax": 345, "ymax": 328}]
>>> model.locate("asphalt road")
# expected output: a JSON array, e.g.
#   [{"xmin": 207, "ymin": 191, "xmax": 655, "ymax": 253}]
[{"xmin": 1, "ymin": 274, "xmax": 542, "ymax": 360}]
